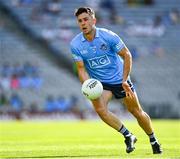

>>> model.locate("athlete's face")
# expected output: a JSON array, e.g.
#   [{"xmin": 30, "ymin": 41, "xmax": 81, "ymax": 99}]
[{"xmin": 77, "ymin": 13, "xmax": 96, "ymax": 35}]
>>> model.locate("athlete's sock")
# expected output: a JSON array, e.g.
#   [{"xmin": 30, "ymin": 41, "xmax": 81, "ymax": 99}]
[
  {"xmin": 118, "ymin": 125, "xmax": 131, "ymax": 138},
  {"xmin": 148, "ymin": 132, "xmax": 158, "ymax": 145}
]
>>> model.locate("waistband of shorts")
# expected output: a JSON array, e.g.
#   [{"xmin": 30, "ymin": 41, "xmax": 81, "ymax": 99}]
[{"xmin": 101, "ymin": 80, "xmax": 132, "ymax": 87}]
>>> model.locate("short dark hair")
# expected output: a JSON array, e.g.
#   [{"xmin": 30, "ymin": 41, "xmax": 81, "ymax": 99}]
[{"xmin": 74, "ymin": 7, "xmax": 95, "ymax": 17}]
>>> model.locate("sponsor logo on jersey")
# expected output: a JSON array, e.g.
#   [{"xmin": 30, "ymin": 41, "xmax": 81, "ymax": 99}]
[{"xmin": 88, "ymin": 55, "xmax": 110, "ymax": 68}]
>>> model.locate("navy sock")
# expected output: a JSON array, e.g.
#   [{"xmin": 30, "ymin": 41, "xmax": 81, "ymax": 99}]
[
  {"xmin": 148, "ymin": 132, "xmax": 158, "ymax": 145},
  {"xmin": 119, "ymin": 125, "xmax": 131, "ymax": 138}
]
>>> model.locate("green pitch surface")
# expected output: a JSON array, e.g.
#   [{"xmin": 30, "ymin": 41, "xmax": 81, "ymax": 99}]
[{"xmin": 0, "ymin": 120, "xmax": 180, "ymax": 159}]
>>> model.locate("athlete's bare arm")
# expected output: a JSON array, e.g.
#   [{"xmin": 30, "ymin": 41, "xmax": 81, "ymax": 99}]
[
  {"xmin": 118, "ymin": 47, "xmax": 134, "ymax": 98},
  {"xmin": 75, "ymin": 61, "xmax": 89, "ymax": 83}
]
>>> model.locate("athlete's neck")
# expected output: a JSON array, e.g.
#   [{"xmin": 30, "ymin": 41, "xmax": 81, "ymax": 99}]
[{"xmin": 84, "ymin": 27, "xmax": 96, "ymax": 41}]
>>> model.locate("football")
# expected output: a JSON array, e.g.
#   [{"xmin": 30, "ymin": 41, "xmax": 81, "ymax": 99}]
[{"xmin": 81, "ymin": 79, "xmax": 103, "ymax": 100}]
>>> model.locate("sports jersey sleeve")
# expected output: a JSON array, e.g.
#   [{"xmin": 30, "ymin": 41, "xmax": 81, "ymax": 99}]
[
  {"xmin": 70, "ymin": 43, "xmax": 83, "ymax": 62},
  {"xmin": 108, "ymin": 31, "xmax": 125, "ymax": 53}
]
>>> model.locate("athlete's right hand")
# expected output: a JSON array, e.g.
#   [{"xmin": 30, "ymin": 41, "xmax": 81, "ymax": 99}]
[{"xmin": 122, "ymin": 81, "xmax": 134, "ymax": 98}]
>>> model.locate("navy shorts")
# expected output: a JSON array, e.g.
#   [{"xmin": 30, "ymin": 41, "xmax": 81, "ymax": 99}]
[{"xmin": 101, "ymin": 81, "xmax": 135, "ymax": 99}]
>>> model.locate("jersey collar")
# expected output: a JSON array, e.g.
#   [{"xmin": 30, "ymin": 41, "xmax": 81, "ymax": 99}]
[{"xmin": 81, "ymin": 27, "xmax": 99, "ymax": 42}]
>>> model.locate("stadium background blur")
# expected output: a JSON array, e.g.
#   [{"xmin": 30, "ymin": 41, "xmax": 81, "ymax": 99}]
[{"xmin": 0, "ymin": 0, "xmax": 180, "ymax": 121}]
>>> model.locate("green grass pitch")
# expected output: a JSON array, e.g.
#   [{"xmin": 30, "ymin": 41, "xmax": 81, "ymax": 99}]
[{"xmin": 0, "ymin": 120, "xmax": 180, "ymax": 158}]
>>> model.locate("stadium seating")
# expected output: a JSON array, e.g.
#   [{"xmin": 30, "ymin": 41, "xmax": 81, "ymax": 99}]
[
  {"xmin": 0, "ymin": 12, "xmax": 87, "ymax": 116},
  {"xmin": 0, "ymin": 0, "xmax": 179, "ymax": 118}
]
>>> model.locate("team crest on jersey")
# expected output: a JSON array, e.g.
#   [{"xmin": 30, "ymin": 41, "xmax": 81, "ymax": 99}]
[
  {"xmin": 100, "ymin": 43, "xmax": 108, "ymax": 50},
  {"xmin": 88, "ymin": 55, "xmax": 110, "ymax": 68}
]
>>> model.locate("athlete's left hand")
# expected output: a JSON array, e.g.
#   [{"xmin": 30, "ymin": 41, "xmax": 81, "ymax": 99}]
[{"xmin": 122, "ymin": 81, "xmax": 134, "ymax": 98}]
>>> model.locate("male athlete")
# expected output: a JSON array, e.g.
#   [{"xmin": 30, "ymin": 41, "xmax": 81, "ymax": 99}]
[{"xmin": 70, "ymin": 7, "xmax": 162, "ymax": 154}]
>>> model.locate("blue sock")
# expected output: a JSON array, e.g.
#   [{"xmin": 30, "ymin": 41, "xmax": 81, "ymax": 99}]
[
  {"xmin": 148, "ymin": 132, "xmax": 158, "ymax": 145},
  {"xmin": 119, "ymin": 125, "xmax": 131, "ymax": 138}
]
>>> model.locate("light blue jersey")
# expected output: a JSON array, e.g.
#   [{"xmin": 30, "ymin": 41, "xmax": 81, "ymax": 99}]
[{"xmin": 70, "ymin": 27, "xmax": 126, "ymax": 84}]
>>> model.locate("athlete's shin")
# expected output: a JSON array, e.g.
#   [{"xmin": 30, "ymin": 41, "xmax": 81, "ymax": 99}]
[
  {"xmin": 97, "ymin": 108, "xmax": 123, "ymax": 130},
  {"xmin": 135, "ymin": 110, "xmax": 153, "ymax": 134}
]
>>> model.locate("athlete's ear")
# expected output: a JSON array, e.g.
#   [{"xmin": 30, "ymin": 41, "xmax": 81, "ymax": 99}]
[{"xmin": 93, "ymin": 18, "xmax": 97, "ymax": 25}]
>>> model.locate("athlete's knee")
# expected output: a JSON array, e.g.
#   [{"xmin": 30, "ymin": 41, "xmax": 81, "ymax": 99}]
[
  {"xmin": 129, "ymin": 107, "xmax": 144, "ymax": 119},
  {"xmin": 95, "ymin": 107, "xmax": 108, "ymax": 119}
]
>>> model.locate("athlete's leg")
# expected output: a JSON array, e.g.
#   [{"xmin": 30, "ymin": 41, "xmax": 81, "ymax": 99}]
[
  {"xmin": 92, "ymin": 90, "xmax": 137, "ymax": 153},
  {"xmin": 122, "ymin": 92, "xmax": 162, "ymax": 154},
  {"xmin": 122, "ymin": 92, "xmax": 153, "ymax": 134},
  {"xmin": 91, "ymin": 90, "xmax": 123, "ymax": 130}
]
